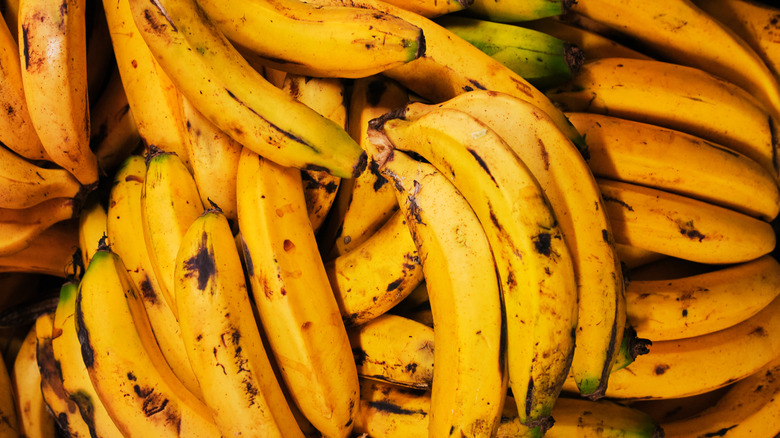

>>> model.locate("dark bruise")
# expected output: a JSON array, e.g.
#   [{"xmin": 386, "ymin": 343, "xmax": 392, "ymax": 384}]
[
  {"xmin": 139, "ymin": 276, "xmax": 157, "ymax": 304},
  {"xmin": 654, "ymin": 364, "xmax": 670, "ymax": 375},
  {"xmin": 366, "ymin": 78, "xmax": 388, "ymax": 107},
  {"xmin": 182, "ymin": 231, "xmax": 216, "ymax": 291},
  {"xmin": 525, "ymin": 377, "xmax": 534, "ymax": 417},
  {"xmin": 145, "ymin": 0, "xmax": 177, "ymax": 32},
  {"xmin": 367, "ymin": 400, "xmax": 427, "ymax": 417},
  {"xmin": 352, "ymin": 151, "xmax": 368, "ymax": 179},
  {"xmin": 224, "ymin": 88, "xmax": 314, "ymax": 150},
  {"xmin": 678, "ymin": 223, "xmax": 705, "ymax": 242},
  {"xmin": 38, "ymin": 336, "xmax": 77, "ymax": 420},
  {"xmin": 59, "ymin": 0, "xmax": 68, "ymax": 18},
  {"xmin": 602, "ymin": 195, "xmax": 633, "ymax": 211},
  {"xmin": 21, "ymin": 24, "xmax": 31, "ymax": 70},
  {"xmin": 75, "ymin": 291, "xmax": 94, "ymax": 368},
  {"xmin": 324, "ymin": 180, "xmax": 339, "ymax": 194},
  {"xmin": 532, "ymin": 232, "xmax": 553, "ymax": 257},
  {"xmin": 467, "ymin": 79, "xmax": 487, "ymax": 91},
  {"xmin": 601, "ymin": 229, "xmax": 610, "ymax": 243},
  {"xmin": 134, "ymin": 385, "xmax": 170, "ymax": 417},
  {"xmin": 352, "ymin": 347, "xmax": 367, "ymax": 366},
  {"xmin": 467, "ymin": 149, "xmax": 497, "ymax": 186},
  {"xmin": 702, "ymin": 425, "xmax": 738, "ymax": 437},
  {"xmin": 56, "ymin": 413, "xmax": 70, "ymax": 435},
  {"xmin": 69, "ymin": 391, "xmax": 98, "ymax": 437},
  {"xmin": 407, "ymin": 180, "xmax": 425, "ymax": 225},
  {"xmin": 386, "ymin": 278, "xmax": 403, "ymax": 291},
  {"xmin": 750, "ymin": 326, "xmax": 768, "ymax": 337},
  {"xmin": 369, "ymin": 160, "xmax": 389, "ymax": 191}
]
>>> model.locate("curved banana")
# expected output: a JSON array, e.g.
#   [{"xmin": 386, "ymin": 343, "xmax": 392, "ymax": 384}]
[
  {"xmin": 604, "ymin": 292, "xmax": 780, "ymax": 400},
  {"xmin": 77, "ymin": 198, "xmax": 107, "ymax": 268},
  {"xmin": 403, "ymin": 90, "xmax": 624, "ymax": 399},
  {"xmin": 128, "ymin": 0, "xmax": 366, "ymax": 179},
  {"xmin": 174, "ymin": 208, "xmax": 304, "ymax": 437},
  {"xmin": 141, "ymin": 149, "xmax": 204, "ymax": 312},
  {"xmin": 466, "ymin": 0, "xmax": 570, "ymax": 23},
  {"xmin": 435, "ymin": 16, "xmax": 583, "ymax": 89},
  {"xmin": 369, "ymin": 107, "xmax": 578, "ymax": 429},
  {"xmin": 196, "ymin": 0, "xmax": 424, "ymax": 79},
  {"xmin": 76, "ymin": 243, "xmax": 221, "ymax": 437},
  {"xmin": 661, "ymin": 352, "xmax": 780, "ymax": 437},
  {"xmin": 12, "ymin": 317, "xmax": 55, "ymax": 438},
  {"xmin": 0, "ymin": 197, "xmax": 76, "ymax": 256},
  {"xmin": 0, "ymin": 143, "xmax": 82, "ymax": 210},
  {"xmin": 306, "ymin": 0, "xmax": 587, "ymax": 152},
  {"xmin": 0, "ymin": 334, "xmax": 19, "ymax": 437},
  {"xmin": 180, "ymin": 96, "xmax": 242, "ymax": 223},
  {"xmin": 18, "ymin": 0, "xmax": 98, "ymax": 186},
  {"xmin": 326, "ymin": 210, "xmax": 424, "ymax": 327},
  {"xmin": 51, "ymin": 281, "xmax": 124, "ymax": 438},
  {"xmin": 568, "ymin": 0, "xmax": 780, "ymax": 124},
  {"xmin": 322, "ymin": 75, "xmax": 407, "ymax": 259},
  {"xmin": 236, "ymin": 149, "xmax": 359, "ymax": 438},
  {"xmin": 108, "ymin": 154, "xmax": 204, "ymax": 398},
  {"xmin": 567, "ymin": 112, "xmax": 780, "ymax": 221},
  {"xmin": 599, "ymin": 178, "xmax": 776, "ymax": 264},
  {"xmin": 0, "ymin": 220, "xmax": 78, "ymax": 277},
  {"xmin": 376, "ymin": 0, "xmax": 468, "ymax": 18},
  {"xmin": 547, "ymin": 57, "xmax": 776, "ymax": 178},
  {"xmin": 627, "ymin": 255, "xmax": 780, "ymax": 341},
  {"xmin": 34, "ymin": 310, "xmax": 92, "ymax": 437}
]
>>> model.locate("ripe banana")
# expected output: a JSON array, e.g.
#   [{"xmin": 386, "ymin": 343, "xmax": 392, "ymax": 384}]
[
  {"xmin": 141, "ymin": 148, "xmax": 204, "ymax": 312},
  {"xmin": 34, "ymin": 310, "xmax": 93, "ymax": 437},
  {"xmin": 661, "ymin": 352, "xmax": 780, "ymax": 437},
  {"xmin": 180, "ymin": 96, "xmax": 242, "ymax": 223},
  {"xmin": 18, "ymin": 0, "xmax": 98, "ymax": 186},
  {"xmin": 108, "ymin": 154, "xmax": 204, "ymax": 399},
  {"xmin": 0, "ymin": 334, "xmax": 19, "ymax": 437},
  {"xmin": 12, "ymin": 317, "xmax": 55, "ymax": 438},
  {"xmin": 51, "ymin": 280, "xmax": 124, "ymax": 438},
  {"xmin": 77, "ymin": 198, "xmax": 107, "ymax": 268},
  {"xmin": 568, "ymin": 0, "xmax": 780, "ymax": 123},
  {"xmin": 174, "ymin": 208, "xmax": 304, "ymax": 437},
  {"xmin": 369, "ymin": 107, "xmax": 578, "ymax": 429},
  {"xmin": 568, "ymin": 112, "xmax": 780, "ymax": 221},
  {"xmin": 0, "ymin": 197, "xmax": 77, "ymax": 256},
  {"xmin": 627, "ymin": 255, "xmax": 780, "ymax": 341},
  {"xmin": 435, "ymin": 15, "xmax": 583, "ymax": 89},
  {"xmin": 326, "ymin": 210, "xmax": 424, "ymax": 327},
  {"xmin": 195, "ymin": 0, "xmax": 424, "ymax": 79},
  {"xmin": 0, "ymin": 220, "xmax": 78, "ymax": 277},
  {"xmin": 236, "ymin": 149, "xmax": 359, "ymax": 438},
  {"xmin": 76, "ymin": 242, "xmax": 221, "ymax": 437},
  {"xmin": 0, "ymin": 143, "xmax": 82, "ymax": 210},
  {"xmin": 376, "ymin": 0, "xmax": 469, "ymax": 18},
  {"xmin": 599, "ymin": 178, "xmax": 776, "ymax": 264},
  {"xmin": 0, "ymin": 10, "xmax": 46, "ymax": 162},
  {"xmin": 402, "ymin": 90, "xmax": 624, "ymax": 399},
  {"xmin": 693, "ymin": 0, "xmax": 780, "ymax": 83},
  {"xmin": 604, "ymin": 292, "xmax": 780, "ymax": 400},
  {"xmin": 128, "ymin": 0, "xmax": 366, "ymax": 179},
  {"xmin": 466, "ymin": 0, "xmax": 570, "ymax": 23},
  {"xmin": 614, "ymin": 243, "xmax": 665, "ymax": 270},
  {"xmin": 322, "ymin": 75, "xmax": 407, "ymax": 259},
  {"xmin": 306, "ymin": 0, "xmax": 587, "ymax": 151},
  {"xmin": 547, "ymin": 57, "xmax": 776, "ymax": 179}
]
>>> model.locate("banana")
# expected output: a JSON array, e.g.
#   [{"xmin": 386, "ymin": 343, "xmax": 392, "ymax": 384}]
[
  {"xmin": 348, "ymin": 313, "xmax": 435, "ymax": 389},
  {"xmin": 614, "ymin": 243, "xmax": 665, "ymax": 270},
  {"xmin": 322, "ymin": 75, "xmax": 407, "ymax": 259},
  {"xmin": 604, "ymin": 292, "xmax": 780, "ymax": 400},
  {"xmin": 174, "ymin": 207, "xmax": 304, "ymax": 437},
  {"xmin": 51, "ymin": 280, "xmax": 124, "ymax": 438},
  {"xmin": 375, "ymin": 0, "xmax": 469, "ymax": 18},
  {"xmin": 77, "ymin": 197, "xmax": 107, "ymax": 268},
  {"xmin": 89, "ymin": 66, "xmax": 141, "ymax": 174},
  {"xmin": 661, "ymin": 352, "xmax": 780, "ymax": 437},
  {"xmin": 402, "ymin": 90, "xmax": 625, "ymax": 399},
  {"xmin": 627, "ymin": 254, "xmax": 780, "ymax": 341},
  {"xmin": 567, "ymin": 112, "xmax": 780, "ymax": 221},
  {"xmin": 599, "ymin": 178, "xmax": 776, "ymax": 264},
  {"xmin": 180, "ymin": 96, "xmax": 242, "ymax": 224},
  {"xmin": 0, "ymin": 10, "xmax": 46, "ymax": 162},
  {"xmin": 628, "ymin": 385, "xmax": 733, "ymax": 424},
  {"xmin": 128, "ymin": 0, "xmax": 367, "ymax": 179},
  {"xmin": 0, "ymin": 331, "xmax": 19, "ymax": 437},
  {"xmin": 12, "ymin": 317, "xmax": 55, "ymax": 438},
  {"xmin": 108, "ymin": 154, "xmax": 203, "ymax": 398},
  {"xmin": 547, "ymin": 57, "xmax": 777, "ymax": 179},
  {"xmin": 34, "ymin": 310, "xmax": 92, "ymax": 437},
  {"xmin": 236, "ymin": 149, "xmax": 360, "ymax": 438},
  {"xmin": 76, "ymin": 242, "xmax": 221, "ymax": 437},
  {"xmin": 2, "ymin": 0, "xmax": 19, "ymax": 44},
  {"xmin": 465, "ymin": 0, "xmax": 570, "ymax": 23},
  {"xmin": 0, "ymin": 220, "xmax": 78, "ymax": 277},
  {"xmin": 354, "ymin": 379, "xmax": 663, "ymax": 438},
  {"xmin": 435, "ymin": 16, "xmax": 584, "ymax": 89},
  {"xmin": 141, "ymin": 148, "xmax": 204, "ymax": 312},
  {"xmin": 693, "ymin": 0, "xmax": 780, "ymax": 84},
  {"xmin": 520, "ymin": 18, "xmax": 653, "ymax": 61},
  {"xmin": 18, "ymin": 0, "xmax": 98, "ymax": 186},
  {"xmin": 326, "ymin": 210, "xmax": 424, "ymax": 327},
  {"xmin": 368, "ymin": 107, "xmax": 578, "ymax": 429},
  {"xmin": 0, "ymin": 143, "xmax": 82, "ymax": 210},
  {"xmin": 0, "ymin": 197, "xmax": 77, "ymax": 257},
  {"xmin": 568, "ymin": 0, "xmax": 780, "ymax": 124},
  {"xmin": 195, "ymin": 0, "xmax": 424, "ymax": 79},
  {"xmin": 280, "ymin": 74, "xmax": 347, "ymax": 232},
  {"xmin": 305, "ymin": 0, "xmax": 587, "ymax": 152}
]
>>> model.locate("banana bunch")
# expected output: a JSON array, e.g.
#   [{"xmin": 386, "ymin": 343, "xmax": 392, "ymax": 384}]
[{"xmin": 2, "ymin": 0, "xmax": 780, "ymax": 436}]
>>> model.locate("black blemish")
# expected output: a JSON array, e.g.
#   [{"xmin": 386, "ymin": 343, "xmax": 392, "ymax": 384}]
[
  {"xmin": 405, "ymin": 363, "xmax": 417, "ymax": 374},
  {"xmin": 75, "ymin": 290, "xmax": 94, "ymax": 368},
  {"xmin": 680, "ymin": 226, "xmax": 706, "ymax": 242},
  {"xmin": 345, "ymin": 418, "xmax": 353, "ymax": 428},
  {"xmin": 369, "ymin": 160, "xmax": 389, "ymax": 191},
  {"xmin": 146, "ymin": 0, "xmax": 177, "ymax": 32},
  {"xmin": 602, "ymin": 195, "xmax": 634, "ymax": 211},
  {"xmin": 654, "ymin": 364, "xmax": 670, "ymax": 375},
  {"xmin": 532, "ymin": 233, "xmax": 552, "ymax": 256},
  {"xmin": 463, "ymin": 85, "xmax": 474, "ymax": 92},
  {"xmin": 57, "ymin": 413, "xmax": 69, "ymax": 433},
  {"xmin": 240, "ymin": 237, "xmax": 254, "ymax": 277},
  {"xmin": 352, "ymin": 348, "xmax": 367, "ymax": 366},
  {"xmin": 69, "ymin": 391, "xmax": 97, "ymax": 437},
  {"xmin": 182, "ymin": 231, "xmax": 216, "ymax": 291},
  {"xmin": 601, "ymin": 229, "xmax": 610, "ymax": 243},
  {"xmin": 386, "ymin": 278, "xmax": 403, "ymax": 291},
  {"xmin": 703, "ymin": 425, "xmax": 738, "ymax": 437},
  {"xmin": 450, "ymin": 426, "xmax": 455, "ymax": 435},
  {"xmin": 750, "ymin": 326, "xmax": 768, "ymax": 337},
  {"xmin": 368, "ymin": 400, "xmax": 427, "ymax": 417},
  {"xmin": 224, "ymin": 88, "xmax": 314, "ymax": 150},
  {"xmin": 682, "ymin": 309, "xmax": 688, "ymax": 317},
  {"xmin": 467, "ymin": 149, "xmax": 497, "ymax": 186},
  {"xmin": 127, "ymin": 372, "xmax": 137, "ymax": 381},
  {"xmin": 468, "ymin": 79, "xmax": 487, "ymax": 90},
  {"xmin": 325, "ymin": 181, "xmax": 339, "ymax": 194},
  {"xmin": 366, "ymin": 79, "xmax": 388, "ymax": 107},
  {"xmin": 22, "ymin": 25, "xmax": 31, "ymax": 70},
  {"xmin": 525, "ymin": 377, "xmax": 534, "ymax": 417},
  {"xmin": 59, "ymin": 0, "xmax": 67, "ymax": 17},
  {"xmin": 139, "ymin": 276, "xmax": 156, "ymax": 304}
]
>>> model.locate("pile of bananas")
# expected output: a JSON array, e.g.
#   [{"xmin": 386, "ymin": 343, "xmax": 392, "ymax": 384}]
[{"xmin": 1, "ymin": 0, "xmax": 779, "ymax": 435}]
